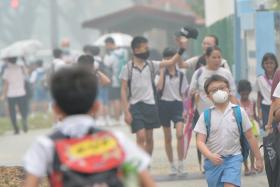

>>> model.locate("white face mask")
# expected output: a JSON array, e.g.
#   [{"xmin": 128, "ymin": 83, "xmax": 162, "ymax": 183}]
[{"xmin": 212, "ymin": 90, "xmax": 229, "ymax": 104}]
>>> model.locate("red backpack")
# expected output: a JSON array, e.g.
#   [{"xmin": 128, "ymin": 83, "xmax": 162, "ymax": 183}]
[{"xmin": 48, "ymin": 128, "xmax": 125, "ymax": 187}]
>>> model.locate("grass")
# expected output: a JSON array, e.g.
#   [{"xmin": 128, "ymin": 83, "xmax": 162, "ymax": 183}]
[{"xmin": 0, "ymin": 113, "xmax": 53, "ymax": 135}]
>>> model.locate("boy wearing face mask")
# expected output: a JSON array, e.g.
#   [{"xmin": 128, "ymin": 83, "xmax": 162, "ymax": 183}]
[
  {"xmin": 194, "ymin": 75, "xmax": 263, "ymax": 187},
  {"xmin": 120, "ymin": 36, "xmax": 186, "ymax": 156}
]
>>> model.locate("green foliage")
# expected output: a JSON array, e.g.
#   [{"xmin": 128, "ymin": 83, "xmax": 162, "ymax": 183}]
[
  {"xmin": 185, "ymin": 0, "xmax": 205, "ymax": 17},
  {"xmin": 0, "ymin": 113, "xmax": 53, "ymax": 135}
]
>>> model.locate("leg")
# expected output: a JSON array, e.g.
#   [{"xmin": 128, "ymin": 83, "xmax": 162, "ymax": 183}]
[
  {"xmin": 145, "ymin": 129, "xmax": 154, "ymax": 156},
  {"xmin": 249, "ymin": 149, "xmax": 256, "ymax": 172},
  {"xmin": 17, "ymin": 96, "xmax": 29, "ymax": 132},
  {"xmin": 243, "ymin": 159, "xmax": 250, "ymax": 176},
  {"xmin": 163, "ymin": 127, "xmax": 173, "ymax": 163},
  {"xmin": 176, "ymin": 122, "xmax": 184, "ymax": 161},
  {"xmin": 136, "ymin": 128, "xmax": 147, "ymax": 151},
  {"xmin": 7, "ymin": 98, "xmax": 19, "ymax": 134},
  {"xmin": 224, "ymin": 183, "xmax": 236, "ymax": 187},
  {"xmin": 112, "ymin": 99, "xmax": 121, "ymax": 120}
]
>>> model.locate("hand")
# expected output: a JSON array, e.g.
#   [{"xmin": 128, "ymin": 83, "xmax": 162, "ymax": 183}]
[
  {"xmin": 209, "ymin": 153, "xmax": 223, "ymax": 165},
  {"xmin": 255, "ymin": 158, "xmax": 264, "ymax": 173},
  {"xmin": 124, "ymin": 111, "xmax": 133, "ymax": 125},
  {"xmin": 177, "ymin": 36, "xmax": 188, "ymax": 49},
  {"xmin": 265, "ymin": 123, "xmax": 273, "ymax": 134}
]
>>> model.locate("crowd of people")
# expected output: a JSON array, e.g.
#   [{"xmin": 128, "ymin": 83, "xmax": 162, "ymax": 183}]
[{"xmin": 1, "ymin": 31, "xmax": 279, "ymax": 186}]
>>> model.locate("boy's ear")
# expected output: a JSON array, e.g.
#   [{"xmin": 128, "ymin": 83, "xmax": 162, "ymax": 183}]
[
  {"xmin": 52, "ymin": 103, "xmax": 66, "ymax": 120},
  {"xmin": 89, "ymin": 101, "xmax": 100, "ymax": 117}
]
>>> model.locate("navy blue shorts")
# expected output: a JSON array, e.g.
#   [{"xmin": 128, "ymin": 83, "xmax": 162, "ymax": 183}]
[
  {"xmin": 130, "ymin": 102, "xmax": 160, "ymax": 133},
  {"xmin": 158, "ymin": 100, "xmax": 184, "ymax": 128}
]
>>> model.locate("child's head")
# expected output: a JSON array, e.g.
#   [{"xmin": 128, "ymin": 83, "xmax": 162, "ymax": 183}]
[
  {"xmin": 50, "ymin": 66, "xmax": 98, "ymax": 116},
  {"xmin": 205, "ymin": 46, "xmax": 222, "ymax": 70},
  {"xmin": 131, "ymin": 36, "xmax": 149, "ymax": 60},
  {"xmin": 237, "ymin": 80, "xmax": 252, "ymax": 100},
  {"xmin": 77, "ymin": 54, "xmax": 94, "ymax": 69},
  {"xmin": 261, "ymin": 53, "xmax": 278, "ymax": 74},
  {"xmin": 162, "ymin": 47, "xmax": 176, "ymax": 60},
  {"xmin": 83, "ymin": 45, "xmax": 100, "ymax": 56},
  {"xmin": 204, "ymin": 75, "xmax": 230, "ymax": 104}
]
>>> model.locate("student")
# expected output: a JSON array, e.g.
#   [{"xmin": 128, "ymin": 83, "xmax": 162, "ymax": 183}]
[
  {"xmin": 77, "ymin": 54, "xmax": 111, "ymax": 86},
  {"xmin": 1, "ymin": 57, "xmax": 29, "ymax": 134},
  {"xmin": 255, "ymin": 53, "xmax": 278, "ymax": 130},
  {"xmin": 194, "ymin": 75, "xmax": 263, "ymax": 187},
  {"xmin": 23, "ymin": 66, "xmax": 156, "ymax": 187},
  {"xmin": 157, "ymin": 47, "xmax": 188, "ymax": 176},
  {"xmin": 120, "ymin": 36, "xmax": 186, "ymax": 155},
  {"xmin": 238, "ymin": 80, "xmax": 260, "ymax": 176},
  {"xmin": 188, "ymin": 46, "xmax": 238, "ymax": 171}
]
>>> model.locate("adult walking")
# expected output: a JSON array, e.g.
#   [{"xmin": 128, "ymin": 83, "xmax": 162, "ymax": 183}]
[{"xmin": 1, "ymin": 57, "xmax": 29, "ymax": 134}]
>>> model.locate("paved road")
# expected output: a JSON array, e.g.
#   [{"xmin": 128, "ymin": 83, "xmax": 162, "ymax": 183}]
[{"xmin": 0, "ymin": 125, "xmax": 269, "ymax": 186}]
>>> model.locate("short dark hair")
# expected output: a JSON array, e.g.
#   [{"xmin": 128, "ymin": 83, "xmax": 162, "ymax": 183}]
[
  {"xmin": 5, "ymin": 57, "xmax": 17, "ymax": 64},
  {"xmin": 237, "ymin": 80, "xmax": 252, "ymax": 93},
  {"xmin": 204, "ymin": 74, "xmax": 230, "ymax": 94},
  {"xmin": 206, "ymin": 34, "xmax": 219, "ymax": 46},
  {"xmin": 83, "ymin": 45, "xmax": 100, "ymax": 56},
  {"xmin": 50, "ymin": 66, "xmax": 98, "ymax": 115},
  {"xmin": 53, "ymin": 48, "xmax": 63, "ymax": 58},
  {"xmin": 261, "ymin": 52, "xmax": 278, "ymax": 71},
  {"xmin": 77, "ymin": 54, "xmax": 94, "ymax": 68},
  {"xmin": 205, "ymin": 46, "xmax": 221, "ymax": 57},
  {"xmin": 162, "ymin": 47, "xmax": 176, "ymax": 58},
  {"xmin": 131, "ymin": 36, "xmax": 148, "ymax": 50},
  {"xmin": 35, "ymin": 60, "xmax": 43, "ymax": 67},
  {"xmin": 105, "ymin": 37, "xmax": 115, "ymax": 44}
]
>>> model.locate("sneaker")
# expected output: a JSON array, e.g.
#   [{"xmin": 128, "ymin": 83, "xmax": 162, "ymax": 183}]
[
  {"xmin": 177, "ymin": 162, "xmax": 187, "ymax": 177},
  {"xmin": 169, "ymin": 164, "xmax": 177, "ymax": 176}
]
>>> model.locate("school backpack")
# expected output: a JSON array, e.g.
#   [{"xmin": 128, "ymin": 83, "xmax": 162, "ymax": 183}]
[
  {"xmin": 204, "ymin": 105, "xmax": 250, "ymax": 161},
  {"xmin": 157, "ymin": 68, "xmax": 185, "ymax": 98},
  {"xmin": 48, "ymin": 128, "xmax": 125, "ymax": 187}
]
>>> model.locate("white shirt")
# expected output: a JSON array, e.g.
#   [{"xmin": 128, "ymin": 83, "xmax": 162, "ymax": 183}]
[
  {"xmin": 161, "ymin": 70, "xmax": 189, "ymax": 101},
  {"xmin": 30, "ymin": 67, "xmax": 45, "ymax": 84},
  {"xmin": 2, "ymin": 63, "xmax": 26, "ymax": 97},
  {"xmin": 120, "ymin": 61, "xmax": 160, "ymax": 105},
  {"xmin": 104, "ymin": 48, "xmax": 127, "ymax": 88},
  {"xmin": 52, "ymin": 58, "xmax": 67, "ymax": 71},
  {"xmin": 189, "ymin": 66, "xmax": 236, "ymax": 114},
  {"xmin": 273, "ymin": 82, "xmax": 280, "ymax": 98},
  {"xmin": 255, "ymin": 75, "xmax": 272, "ymax": 105},
  {"xmin": 194, "ymin": 103, "xmax": 252, "ymax": 156},
  {"xmin": 23, "ymin": 115, "xmax": 150, "ymax": 178}
]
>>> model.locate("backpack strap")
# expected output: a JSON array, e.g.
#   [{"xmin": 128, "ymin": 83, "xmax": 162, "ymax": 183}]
[
  {"xmin": 158, "ymin": 68, "xmax": 167, "ymax": 99},
  {"xmin": 204, "ymin": 108, "xmax": 212, "ymax": 142},
  {"xmin": 179, "ymin": 71, "xmax": 184, "ymax": 97},
  {"xmin": 232, "ymin": 106, "xmax": 243, "ymax": 135},
  {"xmin": 127, "ymin": 62, "xmax": 133, "ymax": 98}
]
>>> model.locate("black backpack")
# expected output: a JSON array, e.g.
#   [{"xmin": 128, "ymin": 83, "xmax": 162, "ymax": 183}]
[{"xmin": 48, "ymin": 128, "xmax": 125, "ymax": 187}]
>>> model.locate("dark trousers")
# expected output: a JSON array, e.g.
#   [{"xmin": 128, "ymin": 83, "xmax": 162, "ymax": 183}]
[{"xmin": 7, "ymin": 96, "xmax": 29, "ymax": 133}]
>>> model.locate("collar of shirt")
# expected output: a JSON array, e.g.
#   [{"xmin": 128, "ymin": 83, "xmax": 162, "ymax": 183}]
[
  {"xmin": 211, "ymin": 102, "xmax": 237, "ymax": 115},
  {"xmin": 56, "ymin": 114, "xmax": 96, "ymax": 138},
  {"xmin": 165, "ymin": 68, "xmax": 179, "ymax": 78}
]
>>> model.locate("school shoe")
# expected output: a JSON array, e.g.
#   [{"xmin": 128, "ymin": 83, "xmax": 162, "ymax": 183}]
[
  {"xmin": 177, "ymin": 161, "xmax": 187, "ymax": 177},
  {"xmin": 169, "ymin": 164, "xmax": 177, "ymax": 176}
]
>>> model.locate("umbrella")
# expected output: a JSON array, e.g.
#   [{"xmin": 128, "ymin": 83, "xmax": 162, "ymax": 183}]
[
  {"xmin": 263, "ymin": 130, "xmax": 280, "ymax": 187},
  {"xmin": 182, "ymin": 97, "xmax": 194, "ymax": 160},
  {"xmin": 0, "ymin": 39, "xmax": 43, "ymax": 58},
  {"xmin": 94, "ymin": 33, "xmax": 133, "ymax": 47}
]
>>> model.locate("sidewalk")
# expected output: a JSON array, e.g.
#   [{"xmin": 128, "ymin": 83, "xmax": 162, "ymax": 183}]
[{"xmin": 0, "ymin": 125, "xmax": 269, "ymax": 186}]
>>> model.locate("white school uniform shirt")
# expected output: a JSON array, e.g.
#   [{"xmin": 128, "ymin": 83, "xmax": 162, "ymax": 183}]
[
  {"xmin": 273, "ymin": 82, "xmax": 280, "ymax": 98},
  {"xmin": 23, "ymin": 115, "xmax": 150, "ymax": 177},
  {"xmin": 255, "ymin": 75, "xmax": 273, "ymax": 105},
  {"xmin": 2, "ymin": 63, "xmax": 26, "ymax": 98},
  {"xmin": 161, "ymin": 69, "xmax": 189, "ymax": 102},
  {"xmin": 194, "ymin": 103, "xmax": 252, "ymax": 156},
  {"xmin": 120, "ymin": 60, "xmax": 160, "ymax": 105},
  {"xmin": 189, "ymin": 66, "xmax": 236, "ymax": 114}
]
